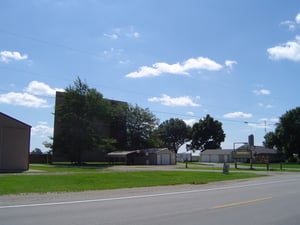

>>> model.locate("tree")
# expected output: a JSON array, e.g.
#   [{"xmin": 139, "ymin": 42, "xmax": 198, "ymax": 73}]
[
  {"xmin": 263, "ymin": 131, "xmax": 278, "ymax": 149},
  {"xmin": 43, "ymin": 137, "xmax": 53, "ymax": 154},
  {"xmin": 31, "ymin": 148, "xmax": 43, "ymax": 155},
  {"xmin": 271, "ymin": 107, "xmax": 300, "ymax": 160},
  {"xmin": 191, "ymin": 114, "xmax": 225, "ymax": 151},
  {"xmin": 54, "ymin": 77, "xmax": 115, "ymax": 164},
  {"xmin": 126, "ymin": 104, "xmax": 159, "ymax": 149},
  {"xmin": 157, "ymin": 118, "xmax": 189, "ymax": 154}
]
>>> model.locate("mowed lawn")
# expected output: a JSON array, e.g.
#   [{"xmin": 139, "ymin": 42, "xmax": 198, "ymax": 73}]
[{"xmin": 0, "ymin": 165, "xmax": 262, "ymax": 195}]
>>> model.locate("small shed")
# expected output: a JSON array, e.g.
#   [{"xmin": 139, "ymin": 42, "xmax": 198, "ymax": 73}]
[
  {"xmin": 107, "ymin": 148, "xmax": 176, "ymax": 165},
  {"xmin": 142, "ymin": 148, "xmax": 176, "ymax": 165},
  {"xmin": 107, "ymin": 151, "xmax": 138, "ymax": 165},
  {"xmin": 0, "ymin": 112, "xmax": 31, "ymax": 172},
  {"xmin": 200, "ymin": 149, "xmax": 233, "ymax": 163}
]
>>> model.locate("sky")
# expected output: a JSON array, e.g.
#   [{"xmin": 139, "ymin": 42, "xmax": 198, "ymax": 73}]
[{"xmin": 1, "ymin": 0, "xmax": 299, "ymax": 152}]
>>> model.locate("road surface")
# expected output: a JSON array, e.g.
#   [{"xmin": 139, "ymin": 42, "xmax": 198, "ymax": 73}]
[{"xmin": 1, "ymin": 173, "xmax": 300, "ymax": 225}]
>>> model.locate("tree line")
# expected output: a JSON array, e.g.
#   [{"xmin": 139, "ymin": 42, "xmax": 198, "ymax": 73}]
[
  {"xmin": 50, "ymin": 78, "xmax": 225, "ymax": 164},
  {"xmin": 264, "ymin": 107, "xmax": 300, "ymax": 162}
]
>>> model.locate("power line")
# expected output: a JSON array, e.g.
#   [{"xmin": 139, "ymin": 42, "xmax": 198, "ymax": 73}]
[
  {"xmin": 0, "ymin": 29, "xmax": 280, "ymax": 126},
  {"xmin": 0, "ymin": 29, "xmax": 101, "ymax": 58}
]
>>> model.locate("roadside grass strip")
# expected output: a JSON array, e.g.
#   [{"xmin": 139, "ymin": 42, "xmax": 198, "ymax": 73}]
[{"xmin": 0, "ymin": 171, "xmax": 261, "ymax": 195}]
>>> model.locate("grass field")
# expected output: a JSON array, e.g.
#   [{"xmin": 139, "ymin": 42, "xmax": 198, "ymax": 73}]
[{"xmin": 0, "ymin": 164, "xmax": 263, "ymax": 195}]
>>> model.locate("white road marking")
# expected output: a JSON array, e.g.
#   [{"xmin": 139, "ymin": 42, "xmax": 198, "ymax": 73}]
[{"xmin": 0, "ymin": 178, "xmax": 297, "ymax": 209}]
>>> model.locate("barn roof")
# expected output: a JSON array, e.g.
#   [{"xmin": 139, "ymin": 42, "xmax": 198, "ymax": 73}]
[{"xmin": 0, "ymin": 112, "xmax": 31, "ymax": 128}]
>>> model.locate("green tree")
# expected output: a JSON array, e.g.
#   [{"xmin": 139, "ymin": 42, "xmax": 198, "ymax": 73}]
[
  {"xmin": 191, "ymin": 114, "xmax": 225, "ymax": 151},
  {"xmin": 31, "ymin": 148, "xmax": 43, "ymax": 155},
  {"xmin": 272, "ymin": 107, "xmax": 300, "ymax": 160},
  {"xmin": 157, "ymin": 118, "xmax": 189, "ymax": 154},
  {"xmin": 54, "ymin": 78, "xmax": 115, "ymax": 164},
  {"xmin": 263, "ymin": 131, "xmax": 278, "ymax": 149},
  {"xmin": 126, "ymin": 104, "xmax": 159, "ymax": 149}
]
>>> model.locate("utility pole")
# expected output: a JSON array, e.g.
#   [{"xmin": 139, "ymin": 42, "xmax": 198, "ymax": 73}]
[{"xmin": 264, "ymin": 120, "xmax": 267, "ymax": 134}]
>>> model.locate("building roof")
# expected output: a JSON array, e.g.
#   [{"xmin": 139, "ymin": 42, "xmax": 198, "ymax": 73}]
[
  {"xmin": 107, "ymin": 148, "xmax": 172, "ymax": 157},
  {"xmin": 201, "ymin": 149, "xmax": 233, "ymax": 155},
  {"xmin": 253, "ymin": 146, "xmax": 277, "ymax": 154},
  {"xmin": 140, "ymin": 148, "xmax": 170, "ymax": 153},
  {"xmin": 107, "ymin": 151, "xmax": 137, "ymax": 157},
  {"xmin": 0, "ymin": 112, "xmax": 31, "ymax": 128}
]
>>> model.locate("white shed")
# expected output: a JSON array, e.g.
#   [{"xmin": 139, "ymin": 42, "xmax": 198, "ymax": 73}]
[{"xmin": 200, "ymin": 149, "xmax": 233, "ymax": 163}]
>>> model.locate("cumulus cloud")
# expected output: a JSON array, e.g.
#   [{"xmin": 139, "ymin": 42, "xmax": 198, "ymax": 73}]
[
  {"xmin": 0, "ymin": 81, "xmax": 63, "ymax": 108},
  {"xmin": 267, "ymin": 36, "xmax": 300, "ymax": 61},
  {"xmin": 223, "ymin": 112, "xmax": 252, "ymax": 119},
  {"xmin": 0, "ymin": 92, "xmax": 49, "ymax": 108},
  {"xmin": 253, "ymin": 89, "xmax": 271, "ymax": 95},
  {"xmin": 31, "ymin": 121, "xmax": 53, "ymax": 137},
  {"xmin": 25, "ymin": 81, "xmax": 64, "ymax": 96},
  {"xmin": 126, "ymin": 57, "xmax": 224, "ymax": 78},
  {"xmin": 148, "ymin": 94, "xmax": 200, "ymax": 107},
  {"xmin": 0, "ymin": 50, "xmax": 28, "ymax": 63}
]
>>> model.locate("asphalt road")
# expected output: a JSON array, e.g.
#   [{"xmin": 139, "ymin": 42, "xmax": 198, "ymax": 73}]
[{"xmin": 1, "ymin": 173, "xmax": 300, "ymax": 225}]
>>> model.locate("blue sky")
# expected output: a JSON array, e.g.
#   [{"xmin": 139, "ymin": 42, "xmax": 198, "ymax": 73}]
[{"xmin": 1, "ymin": 0, "xmax": 299, "ymax": 152}]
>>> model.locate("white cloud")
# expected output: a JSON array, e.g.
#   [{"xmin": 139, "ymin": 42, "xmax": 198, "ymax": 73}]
[
  {"xmin": 126, "ymin": 31, "xmax": 140, "ymax": 39},
  {"xmin": 103, "ymin": 48, "xmax": 123, "ymax": 58},
  {"xmin": 280, "ymin": 20, "xmax": 297, "ymax": 31},
  {"xmin": 0, "ymin": 81, "xmax": 63, "ymax": 108},
  {"xmin": 280, "ymin": 13, "xmax": 300, "ymax": 31},
  {"xmin": 31, "ymin": 121, "xmax": 53, "ymax": 137},
  {"xmin": 148, "ymin": 94, "xmax": 200, "ymax": 107},
  {"xmin": 267, "ymin": 36, "xmax": 300, "ymax": 61},
  {"xmin": 0, "ymin": 50, "xmax": 28, "ymax": 63},
  {"xmin": 183, "ymin": 118, "xmax": 197, "ymax": 127},
  {"xmin": 258, "ymin": 103, "xmax": 273, "ymax": 109},
  {"xmin": 246, "ymin": 122, "xmax": 266, "ymax": 130},
  {"xmin": 225, "ymin": 60, "xmax": 237, "ymax": 69},
  {"xmin": 245, "ymin": 118, "xmax": 275, "ymax": 130},
  {"xmin": 269, "ymin": 117, "xmax": 279, "ymax": 124},
  {"xmin": 119, "ymin": 59, "xmax": 130, "ymax": 65},
  {"xmin": 126, "ymin": 57, "xmax": 224, "ymax": 78},
  {"xmin": 103, "ymin": 33, "xmax": 119, "ymax": 40},
  {"xmin": 253, "ymin": 89, "xmax": 271, "ymax": 95},
  {"xmin": 223, "ymin": 112, "xmax": 252, "ymax": 119},
  {"xmin": 186, "ymin": 111, "xmax": 195, "ymax": 116},
  {"xmin": 103, "ymin": 26, "xmax": 140, "ymax": 40},
  {"xmin": 296, "ymin": 13, "xmax": 300, "ymax": 24},
  {"xmin": 0, "ymin": 92, "xmax": 49, "ymax": 108},
  {"xmin": 25, "ymin": 81, "xmax": 64, "ymax": 96}
]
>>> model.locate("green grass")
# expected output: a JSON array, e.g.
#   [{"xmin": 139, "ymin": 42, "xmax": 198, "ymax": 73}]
[
  {"xmin": 0, "ymin": 170, "xmax": 261, "ymax": 195},
  {"xmin": 29, "ymin": 163, "xmax": 108, "ymax": 173}
]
